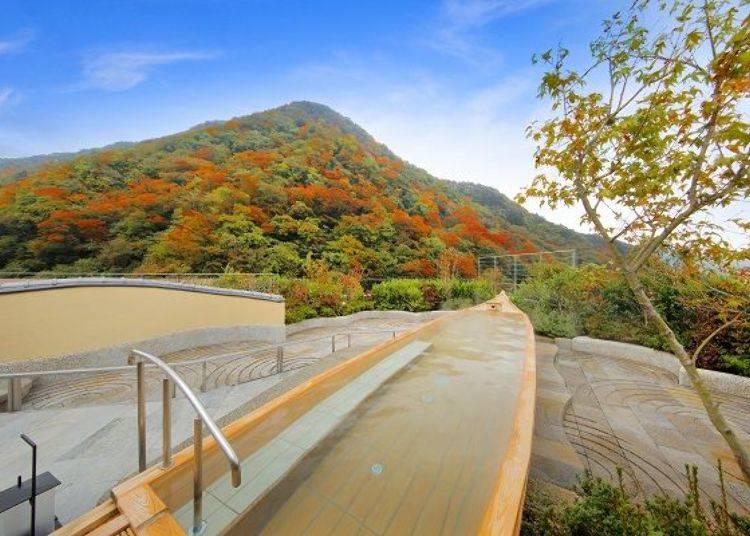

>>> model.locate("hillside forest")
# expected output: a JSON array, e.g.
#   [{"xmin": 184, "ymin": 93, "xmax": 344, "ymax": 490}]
[{"xmin": 0, "ymin": 102, "xmax": 606, "ymax": 278}]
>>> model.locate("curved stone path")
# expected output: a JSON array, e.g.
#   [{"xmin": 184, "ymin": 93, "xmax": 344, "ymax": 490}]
[
  {"xmin": 22, "ymin": 318, "xmax": 418, "ymax": 410},
  {"xmin": 532, "ymin": 339, "xmax": 750, "ymax": 515}
]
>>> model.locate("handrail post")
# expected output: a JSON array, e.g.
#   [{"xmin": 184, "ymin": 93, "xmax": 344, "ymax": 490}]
[
  {"xmin": 276, "ymin": 346, "xmax": 283, "ymax": 373},
  {"xmin": 7, "ymin": 378, "xmax": 22, "ymax": 412},
  {"xmin": 200, "ymin": 362, "xmax": 207, "ymax": 393},
  {"xmin": 136, "ymin": 360, "xmax": 146, "ymax": 472},
  {"xmin": 347, "ymin": 333, "xmax": 351, "ymax": 348},
  {"xmin": 331, "ymin": 335, "xmax": 336, "ymax": 354},
  {"xmin": 192, "ymin": 418, "xmax": 205, "ymax": 535},
  {"xmin": 162, "ymin": 379, "xmax": 172, "ymax": 468}
]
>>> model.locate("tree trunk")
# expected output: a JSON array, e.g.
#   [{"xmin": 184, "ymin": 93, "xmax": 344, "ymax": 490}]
[{"xmin": 621, "ymin": 270, "xmax": 750, "ymax": 485}]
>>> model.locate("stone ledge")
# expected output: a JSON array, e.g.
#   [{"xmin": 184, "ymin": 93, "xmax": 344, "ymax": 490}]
[
  {"xmin": 0, "ymin": 277, "xmax": 284, "ymax": 302},
  {"xmin": 286, "ymin": 309, "xmax": 453, "ymax": 335},
  {"xmin": 678, "ymin": 367, "xmax": 750, "ymax": 399},
  {"xmin": 554, "ymin": 336, "xmax": 750, "ymax": 398}
]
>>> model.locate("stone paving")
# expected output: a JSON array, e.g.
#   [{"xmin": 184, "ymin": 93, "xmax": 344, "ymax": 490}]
[
  {"xmin": 531, "ymin": 338, "xmax": 750, "ymax": 514},
  {"xmin": 20, "ymin": 319, "xmax": 409, "ymax": 410},
  {"xmin": 0, "ymin": 316, "xmax": 424, "ymax": 524}
]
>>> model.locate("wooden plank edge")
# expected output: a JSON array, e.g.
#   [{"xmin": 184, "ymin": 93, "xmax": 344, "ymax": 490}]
[
  {"xmin": 478, "ymin": 293, "xmax": 537, "ymax": 535},
  {"xmin": 51, "ymin": 500, "xmax": 120, "ymax": 536}
]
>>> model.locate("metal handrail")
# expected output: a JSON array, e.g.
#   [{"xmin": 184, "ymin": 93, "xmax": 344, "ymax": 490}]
[
  {"xmin": 130, "ymin": 349, "xmax": 241, "ymax": 486},
  {"xmin": 128, "ymin": 350, "xmax": 242, "ymax": 534}
]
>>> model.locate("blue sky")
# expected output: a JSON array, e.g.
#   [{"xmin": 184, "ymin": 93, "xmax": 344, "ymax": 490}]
[{"xmin": 2, "ymin": 0, "xmax": 628, "ymax": 231}]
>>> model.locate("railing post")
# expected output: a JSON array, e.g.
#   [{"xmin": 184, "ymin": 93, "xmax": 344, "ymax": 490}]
[
  {"xmin": 276, "ymin": 346, "xmax": 284, "ymax": 373},
  {"xmin": 192, "ymin": 418, "xmax": 205, "ymax": 535},
  {"xmin": 331, "ymin": 335, "xmax": 336, "ymax": 354},
  {"xmin": 136, "ymin": 360, "xmax": 146, "ymax": 472},
  {"xmin": 7, "ymin": 378, "xmax": 22, "ymax": 412},
  {"xmin": 347, "ymin": 333, "xmax": 351, "ymax": 348},
  {"xmin": 162, "ymin": 379, "xmax": 172, "ymax": 468},
  {"xmin": 200, "ymin": 362, "xmax": 207, "ymax": 393}
]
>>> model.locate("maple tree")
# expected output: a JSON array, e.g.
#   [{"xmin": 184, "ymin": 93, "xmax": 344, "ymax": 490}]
[{"xmin": 522, "ymin": 0, "xmax": 750, "ymax": 482}]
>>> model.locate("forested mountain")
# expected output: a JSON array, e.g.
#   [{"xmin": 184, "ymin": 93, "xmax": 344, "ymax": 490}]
[
  {"xmin": 0, "ymin": 101, "xmax": 606, "ymax": 277},
  {"xmin": 0, "ymin": 142, "xmax": 135, "ymax": 182}
]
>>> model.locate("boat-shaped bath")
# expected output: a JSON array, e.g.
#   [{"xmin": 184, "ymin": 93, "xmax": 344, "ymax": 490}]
[{"xmin": 56, "ymin": 294, "xmax": 536, "ymax": 536}]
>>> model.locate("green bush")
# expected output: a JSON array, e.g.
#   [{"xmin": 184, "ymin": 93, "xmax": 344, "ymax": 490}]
[
  {"xmin": 511, "ymin": 263, "xmax": 749, "ymax": 377},
  {"xmin": 371, "ymin": 278, "xmax": 496, "ymax": 312},
  {"xmin": 215, "ymin": 271, "xmax": 497, "ymax": 323},
  {"xmin": 511, "ymin": 264, "xmax": 587, "ymax": 338},
  {"xmin": 371, "ymin": 279, "xmax": 429, "ymax": 311},
  {"xmin": 214, "ymin": 270, "xmax": 370, "ymax": 323},
  {"xmin": 522, "ymin": 468, "xmax": 750, "ymax": 536}
]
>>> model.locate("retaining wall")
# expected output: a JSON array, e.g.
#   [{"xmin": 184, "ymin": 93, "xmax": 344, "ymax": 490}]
[
  {"xmin": 0, "ymin": 279, "xmax": 285, "ymax": 372},
  {"xmin": 555, "ymin": 336, "xmax": 749, "ymax": 398}
]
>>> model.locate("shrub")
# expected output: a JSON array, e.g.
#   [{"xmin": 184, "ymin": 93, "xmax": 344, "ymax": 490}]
[
  {"xmin": 511, "ymin": 262, "xmax": 749, "ymax": 377},
  {"xmin": 371, "ymin": 278, "xmax": 496, "ymax": 312},
  {"xmin": 371, "ymin": 279, "xmax": 428, "ymax": 311},
  {"xmin": 216, "ymin": 271, "xmax": 497, "ymax": 323},
  {"xmin": 511, "ymin": 264, "xmax": 587, "ymax": 338},
  {"xmin": 522, "ymin": 467, "xmax": 750, "ymax": 535}
]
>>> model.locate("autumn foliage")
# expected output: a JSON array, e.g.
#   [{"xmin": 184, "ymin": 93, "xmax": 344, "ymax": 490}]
[{"xmin": 0, "ymin": 101, "xmax": 565, "ymax": 275}]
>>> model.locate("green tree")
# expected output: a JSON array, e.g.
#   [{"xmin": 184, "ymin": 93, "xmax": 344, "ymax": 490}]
[{"xmin": 522, "ymin": 0, "xmax": 750, "ymax": 482}]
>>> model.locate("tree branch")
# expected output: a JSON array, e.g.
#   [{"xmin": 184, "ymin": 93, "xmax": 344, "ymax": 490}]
[{"xmin": 691, "ymin": 315, "xmax": 739, "ymax": 365}]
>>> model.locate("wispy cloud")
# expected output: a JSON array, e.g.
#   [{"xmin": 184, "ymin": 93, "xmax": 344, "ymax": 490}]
[
  {"xmin": 81, "ymin": 50, "xmax": 216, "ymax": 91},
  {"xmin": 429, "ymin": 0, "xmax": 553, "ymax": 66},
  {"xmin": 0, "ymin": 29, "xmax": 34, "ymax": 55},
  {"xmin": 0, "ymin": 88, "xmax": 13, "ymax": 107}
]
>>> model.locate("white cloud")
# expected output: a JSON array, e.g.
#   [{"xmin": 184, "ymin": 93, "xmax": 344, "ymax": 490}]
[
  {"xmin": 0, "ymin": 29, "xmax": 33, "ymax": 55},
  {"xmin": 427, "ymin": 0, "xmax": 553, "ymax": 66},
  {"xmin": 82, "ymin": 51, "xmax": 215, "ymax": 91},
  {"xmin": 443, "ymin": 0, "xmax": 552, "ymax": 25},
  {"xmin": 0, "ymin": 89, "xmax": 12, "ymax": 107}
]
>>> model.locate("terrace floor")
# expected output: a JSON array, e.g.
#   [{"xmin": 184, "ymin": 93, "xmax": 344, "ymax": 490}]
[
  {"xmin": 0, "ymin": 316, "xmax": 426, "ymax": 524},
  {"xmin": 532, "ymin": 339, "xmax": 750, "ymax": 514},
  {"xmin": 3, "ymin": 318, "xmax": 748, "ymax": 528}
]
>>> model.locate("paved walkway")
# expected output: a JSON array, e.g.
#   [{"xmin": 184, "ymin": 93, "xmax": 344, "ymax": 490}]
[
  {"xmin": 531, "ymin": 339, "xmax": 750, "ymax": 514},
  {"xmin": 0, "ymin": 317, "xmax": 424, "ymax": 524},
  {"xmin": 23, "ymin": 318, "xmax": 410, "ymax": 410}
]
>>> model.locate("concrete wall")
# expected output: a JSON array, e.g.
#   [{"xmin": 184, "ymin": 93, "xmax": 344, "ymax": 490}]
[
  {"xmin": 557, "ymin": 336, "xmax": 750, "ymax": 398},
  {"xmin": 0, "ymin": 279, "xmax": 284, "ymax": 369}
]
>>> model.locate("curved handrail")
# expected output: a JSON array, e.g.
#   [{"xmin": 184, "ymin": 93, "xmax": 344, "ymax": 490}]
[
  {"xmin": 0, "ymin": 328, "xmax": 402, "ymax": 379},
  {"xmin": 130, "ymin": 349, "xmax": 242, "ymax": 487}
]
